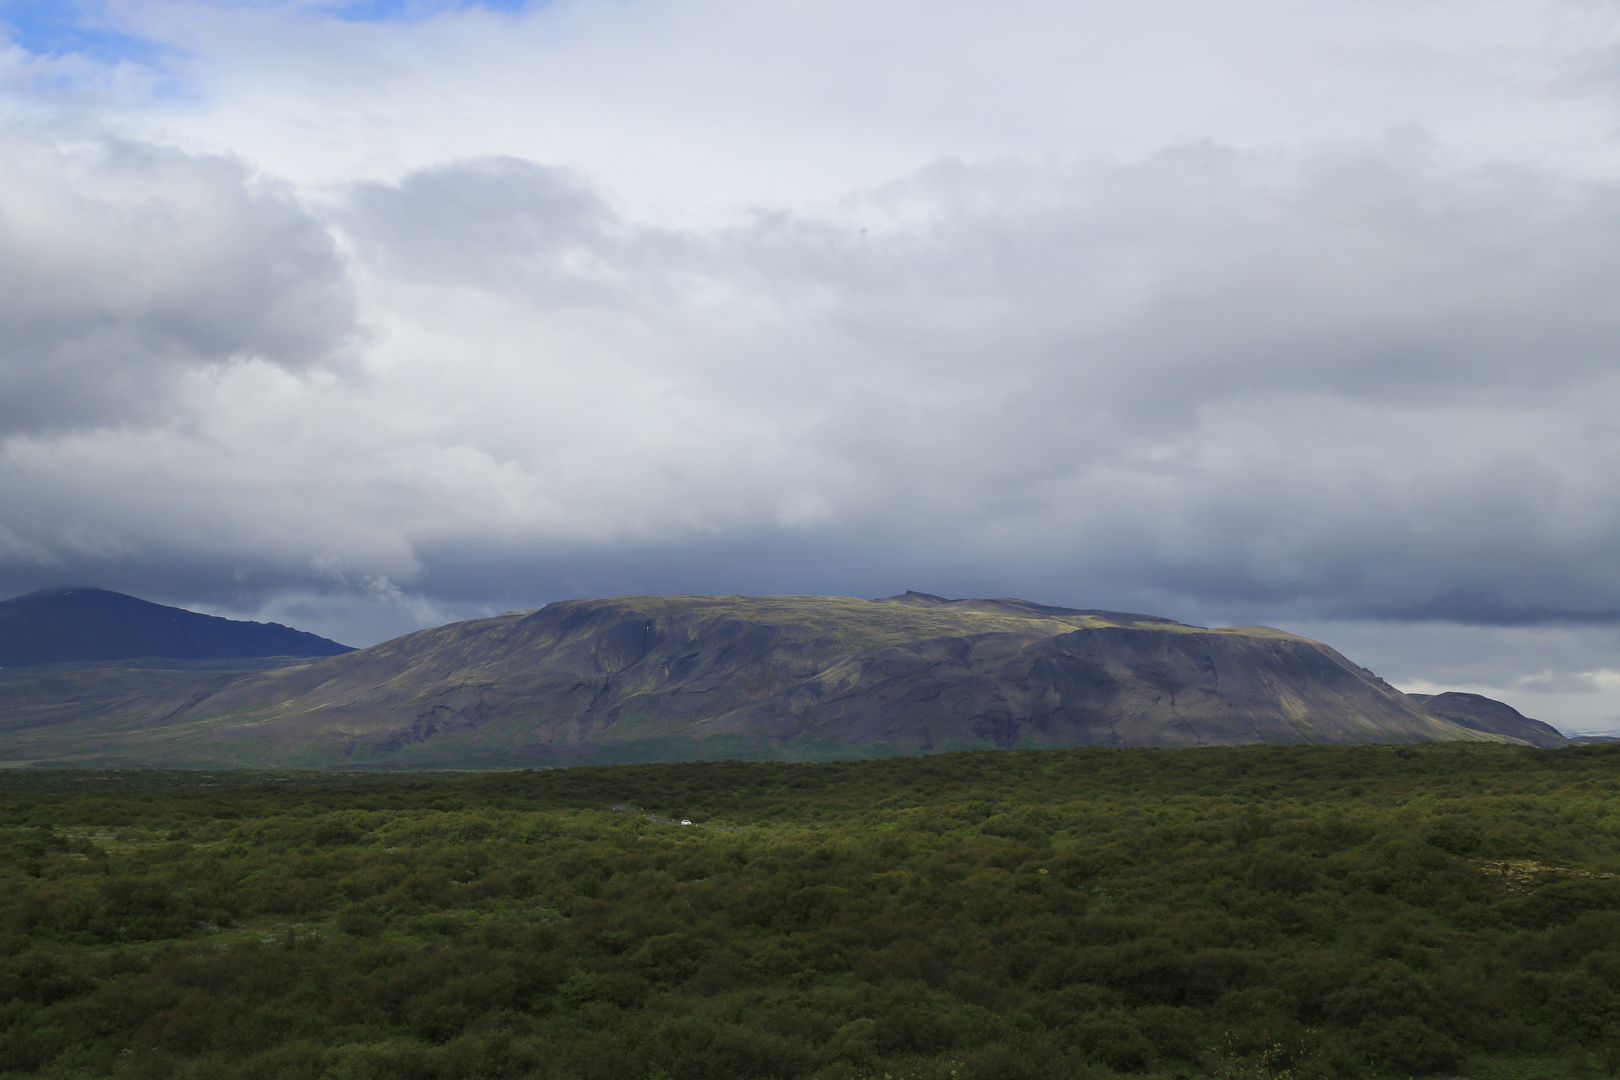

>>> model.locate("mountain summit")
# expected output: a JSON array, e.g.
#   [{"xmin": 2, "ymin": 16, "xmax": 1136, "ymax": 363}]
[
  {"xmin": 0, "ymin": 587, "xmax": 354, "ymax": 666},
  {"xmin": 0, "ymin": 592, "xmax": 1561, "ymax": 768}
]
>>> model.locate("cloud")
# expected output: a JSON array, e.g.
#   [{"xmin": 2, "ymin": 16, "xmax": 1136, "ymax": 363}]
[
  {"xmin": 2, "ymin": 135, "xmax": 1618, "ymax": 643},
  {"xmin": 0, "ymin": 129, "xmax": 355, "ymax": 434},
  {"xmin": 43, "ymin": 0, "xmax": 1612, "ymax": 220},
  {"xmin": 1514, "ymin": 669, "xmax": 1620, "ymax": 694},
  {"xmin": 345, "ymin": 158, "xmax": 619, "ymax": 293},
  {"xmin": 315, "ymin": 141, "xmax": 1620, "ymax": 619}
]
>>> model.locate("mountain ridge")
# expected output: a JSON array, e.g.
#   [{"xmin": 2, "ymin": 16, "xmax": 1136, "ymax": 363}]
[
  {"xmin": 0, "ymin": 587, "xmax": 354, "ymax": 666},
  {"xmin": 0, "ymin": 592, "xmax": 1566, "ymax": 768},
  {"xmin": 1408, "ymin": 691, "xmax": 1568, "ymax": 748}
]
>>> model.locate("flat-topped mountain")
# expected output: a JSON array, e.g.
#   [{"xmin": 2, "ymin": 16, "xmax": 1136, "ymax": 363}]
[
  {"xmin": 0, "ymin": 587, "xmax": 354, "ymax": 666},
  {"xmin": 0, "ymin": 592, "xmax": 1561, "ymax": 768}
]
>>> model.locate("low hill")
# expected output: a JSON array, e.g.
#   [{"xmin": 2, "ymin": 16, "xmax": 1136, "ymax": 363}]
[
  {"xmin": 0, "ymin": 588, "xmax": 354, "ymax": 667},
  {"xmin": 0, "ymin": 592, "xmax": 1540, "ymax": 768},
  {"xmin": 1409, "ymin": 691, "xmax": 1568, "ymax": 748}
]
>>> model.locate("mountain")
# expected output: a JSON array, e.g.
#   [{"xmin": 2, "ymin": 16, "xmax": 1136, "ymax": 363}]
[
  {"xmin": 0, "ymin": 587, "xmax": 354, "ymax": 665},
  {"xmin": 1408, "ymin": 691, "xmax": 1569, "ymax": 748},
  {"xmin": 0, "ymin": 592, "xmax": 1548, "ymax": 768}
]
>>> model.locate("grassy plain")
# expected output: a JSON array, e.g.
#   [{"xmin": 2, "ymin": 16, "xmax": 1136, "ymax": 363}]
[{"xmin": 2, "ymin": 744, "xmax": 1619, "ymax": 1080}]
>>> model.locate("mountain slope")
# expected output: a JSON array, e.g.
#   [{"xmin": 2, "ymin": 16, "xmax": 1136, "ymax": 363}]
[
  {"xmin": 0, "ymin": 588, "xmax": 354, "ymax": 666},
  {"xmin": 2, "ymin": 593, "xmax": 1521, "ymax": 768},
  {"xmin": 1409, "ymin": 691, "xmax": 1569, "ymax": 748}
]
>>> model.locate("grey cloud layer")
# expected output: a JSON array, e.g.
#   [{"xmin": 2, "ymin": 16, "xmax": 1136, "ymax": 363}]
[
  {"xmin": 334, "ymin": 146, "xmax": 1620, "ymax": 618},
  {"xmin": 2, "ymin": 134, "xmax": 1620, "ymax": 652},
  {"xmin": 0, "ymin": 132, "xmax": 354, "ymax": 434}
]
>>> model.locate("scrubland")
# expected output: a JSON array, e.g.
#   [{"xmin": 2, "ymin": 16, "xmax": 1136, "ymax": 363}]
[{"xmin": 2, "ymin": 744, "xmax": 1619, "ymax": 1080}]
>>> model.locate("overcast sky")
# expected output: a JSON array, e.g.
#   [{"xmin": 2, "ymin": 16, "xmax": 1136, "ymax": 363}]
[{"xmin": 3, "ymin": 0, "xmax": 1620, "ymax": 732}]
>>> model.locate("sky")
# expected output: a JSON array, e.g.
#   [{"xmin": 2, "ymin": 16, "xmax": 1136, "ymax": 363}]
[{"xmin": 3, "ymin": 0, "xmax": 1620, "ymax": 733}]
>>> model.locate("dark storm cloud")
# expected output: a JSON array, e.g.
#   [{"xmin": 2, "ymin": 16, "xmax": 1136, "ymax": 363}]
[{"xmin": 0, "ymin": 131, "xmax": 355, "ymax": 435}]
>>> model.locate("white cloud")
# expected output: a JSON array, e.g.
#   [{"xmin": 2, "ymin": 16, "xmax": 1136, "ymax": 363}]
[
  {"xmin": 1515, "ymin": 668, "xmax": 1620, "ymax": 694},
  {"xmin": 37, "ymin": 0, "xmax": 1608, "ymax": 218},
  {"xmin": 0, "ymin": 129, "xmax": 355, "ymax": 433}
]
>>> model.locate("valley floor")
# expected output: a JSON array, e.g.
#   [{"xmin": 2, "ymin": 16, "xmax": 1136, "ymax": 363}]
[{"xmin": 1, "ymin": 744, "xmax": 1618, "ymax": 1080}]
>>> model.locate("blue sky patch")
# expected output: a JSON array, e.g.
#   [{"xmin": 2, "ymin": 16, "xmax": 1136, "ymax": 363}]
[
  {"xmin": 0, "ymin": 1, "xmax": 535, "ymax": 62},
  {"xmin": 0, "ymin": 1, "xmax": 167, "ymax": 64},
  {"xmin": 327, "ymin": 0, "xmax": 532, "ymax": 22}
]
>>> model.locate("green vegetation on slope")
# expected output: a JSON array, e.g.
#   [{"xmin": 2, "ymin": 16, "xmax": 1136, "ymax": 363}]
[{"xmin": 3, "ymin": 745, "xmax": 1620, "ymax": 1080}]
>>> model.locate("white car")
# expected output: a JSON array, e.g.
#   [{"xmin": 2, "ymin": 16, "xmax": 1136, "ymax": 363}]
[{"xmin": 680, "ymin": 819, "xmax": 693, "ymax": 826}]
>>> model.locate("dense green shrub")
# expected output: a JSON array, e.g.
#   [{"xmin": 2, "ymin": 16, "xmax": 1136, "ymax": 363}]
[{"xmin": 0, "ymin": 744, "xmax": 1618, "ymax": 1077}]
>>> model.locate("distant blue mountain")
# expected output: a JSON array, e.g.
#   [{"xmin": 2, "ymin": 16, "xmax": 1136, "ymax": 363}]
[{"xmin": 0, "ymin": 587, "xmax": 353, "ymax": 666}]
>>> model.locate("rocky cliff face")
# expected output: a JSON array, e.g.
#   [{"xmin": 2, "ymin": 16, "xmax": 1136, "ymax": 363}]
[{"xmin": 16, "ymin": 592, "xmax": 1515, "ymax": 768}]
